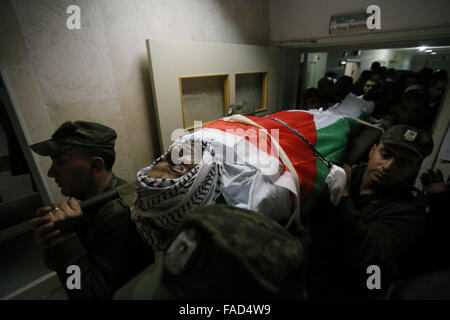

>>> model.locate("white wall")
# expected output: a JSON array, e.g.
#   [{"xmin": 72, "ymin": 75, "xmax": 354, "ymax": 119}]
[
  {"xmin": 269, "ymin": 0, "xmax": 450, "ymax": 42},
  {"xmin": 358, "ymin": 50, "xmax": 413, "ymax": 71},
  {"xmin": 0, "ymin": 0, "xmax": 270, "ymax": 202}
]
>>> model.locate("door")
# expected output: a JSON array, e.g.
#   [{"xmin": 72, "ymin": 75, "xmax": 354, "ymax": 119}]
[{"xmin": 344, "ymin": 62, "xmax": 360, "ymax": 82}]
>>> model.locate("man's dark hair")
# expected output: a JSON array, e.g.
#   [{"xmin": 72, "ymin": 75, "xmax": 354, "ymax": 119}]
[
  {"xmin": 332, "ymin": 75, "xmax": 353, "ymax": 102},
  {"xmin": 351, "ymin": 70, "xmax": 372, "ymax": 95},
  {"xmin": 304, "ymin": 87, "xmax": 320, "ymax": 100},
  {"xmin": 359, "ymin": 70, "xmax": 372, "ymax": 82},
  {"xmin": 318, "ymin": 76, "xmax": 334, "ymax": 92},
  {"xmin": 371, "ymin": 61, "xmax": 381, "ymax": 72},
  {"xmin": 75, "ymin": 147, "xmax": 116, "ymax": 171},
  {"xmin": 317, "ymin": 77, "xmax": 335, "ymax": 104}
]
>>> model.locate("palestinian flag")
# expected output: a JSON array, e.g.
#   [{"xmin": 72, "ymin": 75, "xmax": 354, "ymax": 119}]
[{"xmin": 189, "ymin": 105, "xmax": 367, "ymax": 216}]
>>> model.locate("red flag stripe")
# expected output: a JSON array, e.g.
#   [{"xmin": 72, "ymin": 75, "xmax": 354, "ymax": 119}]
[{"xmin": 203, "ymin": 111, "xmax": 318, "ymax": 201}]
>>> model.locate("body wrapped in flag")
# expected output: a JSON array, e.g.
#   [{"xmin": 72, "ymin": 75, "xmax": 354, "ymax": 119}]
[{"xmin": 132, "ymin": 97, "xmax": 373, "ymax": 250}]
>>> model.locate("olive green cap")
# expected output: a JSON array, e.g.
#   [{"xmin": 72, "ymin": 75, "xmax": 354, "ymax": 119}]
[
  {"xmin": 380, "ymin": 125, "xmax": 433, "ymax": 159},
  {"xmin": 115, "ymin": 205, "xmax": 306, "ymax": 300},
  {"xmin": 30, "ymin": 121, "xmax": 117, "ymax": 157}
]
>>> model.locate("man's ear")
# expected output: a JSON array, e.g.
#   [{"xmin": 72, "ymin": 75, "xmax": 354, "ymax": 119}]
[
  {"xmin": 368, "ymin": 144, "xmax": 377, "ymax": 160},
  {"xmin": 90, "ymin": 157, "xmax": 105, "ymax": 174}
]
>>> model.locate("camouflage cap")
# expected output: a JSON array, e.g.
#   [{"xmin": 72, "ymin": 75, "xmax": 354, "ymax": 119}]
[
  {"xmin": 380, "ymin": 125, "xmax": 433, "ymax": 159},
  {"xmin": 115, "ymin": 205, "xmax": 306, "ymax": 299},
  {"xmin": 29, "ymin": 121, "xmax": 117, "ymax": 156}
]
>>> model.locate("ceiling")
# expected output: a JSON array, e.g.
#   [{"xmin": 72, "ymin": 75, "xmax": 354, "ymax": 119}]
[
  {"xmin": 395, "ymin": 46, "xmax": 450, "ymax": 55},
  {"xmin": 273, "ymin": 26, "xmax": 450, "ymax": 52}
]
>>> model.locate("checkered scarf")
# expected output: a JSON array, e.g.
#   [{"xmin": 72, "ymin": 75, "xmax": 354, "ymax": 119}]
[{"xmin": 131, "ymin": 138, "xmax": 222, "ymax": 251}]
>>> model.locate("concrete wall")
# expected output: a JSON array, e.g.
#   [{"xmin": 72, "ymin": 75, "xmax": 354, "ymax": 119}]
[
  {"xmin": 0, "ymin": 0, "xmax": 270, "ymax": 203},
  {"xmin": 147, "ymin": 39, "xmax": 279, "ymax": 151},
  {"xmin": 269, "ymin": 0, "xmax": 450, "ymax": 42}
]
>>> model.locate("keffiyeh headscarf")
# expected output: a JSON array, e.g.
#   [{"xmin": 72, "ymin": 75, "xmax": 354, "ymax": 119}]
[{"xmin": 131, "ymin": 138, "xmax": 222, "ymax": 251}]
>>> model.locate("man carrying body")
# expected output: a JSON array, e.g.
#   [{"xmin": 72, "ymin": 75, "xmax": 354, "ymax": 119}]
[
  {"xmin": 306, "ymin": 125, "xmax": 433, "ymax": 299},
  {"xmin": 29, "ymin": 121, "xmax": 154, "ymax": 299}
]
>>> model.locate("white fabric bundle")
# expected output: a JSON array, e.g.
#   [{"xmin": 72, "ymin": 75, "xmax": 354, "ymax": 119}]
[{"xmin": 325, "ymin": 164, "xmax": 347, "ymax": 206}]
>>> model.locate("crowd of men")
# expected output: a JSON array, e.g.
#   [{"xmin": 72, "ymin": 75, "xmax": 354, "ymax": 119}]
[
  {"xmin": 303, "ymin": 62, "xmax": 448, "ymax": 132},
  {"xmin": 27, "ymin": 61, "xmax": 449, "ymax": 300}
]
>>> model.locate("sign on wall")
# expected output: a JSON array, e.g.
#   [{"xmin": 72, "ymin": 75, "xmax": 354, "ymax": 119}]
[{"xmin": 329, "ymin": 5, "xmax": 381, "ymax": 35}]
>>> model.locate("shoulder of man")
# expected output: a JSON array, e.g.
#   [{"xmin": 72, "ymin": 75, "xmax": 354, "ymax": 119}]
[
  {"xmin": 101, "ymin": 174, "xmax": 129, "ymax": 213},
  {"xmin": 109, "ymin": 173, "xmax": 128, "ymax": 190},
  {"xmin": 383, "ymin": 187, "xmax": 426, "ymax": 209},
  {"xmin": 366, "ymin": 190, "xmax": 427, "ymax": 230},
  {"xmin": 87, "ymin": 174, "xmax": 130, "ymax": 225}
]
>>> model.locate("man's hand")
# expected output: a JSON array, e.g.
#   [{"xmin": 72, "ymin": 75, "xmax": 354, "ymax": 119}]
[
  {"xmin": 420, "ymin": 169, "xmax": 449, "ymax": 195},
  {"xmin": 342, "ymin": 164, "xmax": 356, "ymax": 197},
  {"xmin": 51, "ymin": 198, "xmax": 84, "ymax": 233},
  {"xmin": 29, "ymin": 206, "xmax": 61, "ymax": 247},
  {"xmin": 29, "ymin": 198, "xmax": 83, "ymax": 248}
]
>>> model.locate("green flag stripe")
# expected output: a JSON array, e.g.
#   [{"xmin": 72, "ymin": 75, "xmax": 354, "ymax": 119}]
[{"xmin": 302, "ymin": 117, "xmax": 361, "ymax": 214}]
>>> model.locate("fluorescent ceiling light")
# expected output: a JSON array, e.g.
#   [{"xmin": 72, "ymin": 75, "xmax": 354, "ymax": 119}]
[
  {"xmin": 425, "ymin": 49, "xmax": 433, "ymax": 53},
  {"xmin": 431, "ymin": 52, "xmax": 437, "ymax": 55},
  {"xmin": 418, "ymin": 46, "xmax": 427, "ymax": 51}
]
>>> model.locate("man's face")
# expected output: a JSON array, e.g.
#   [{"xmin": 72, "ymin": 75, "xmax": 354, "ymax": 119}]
[
  {"xmin": 395, "ymin": 98, "xmax": 428, "ymax": 128},
  {"xmin": 363, "ymin": 80, "xmax": 377, "ymax": 95},
  {"xmin": 47, "ymin": 148, "xmax": 93, "ymax": 198},
  {"xmin": 147, "ymin": 143, "xmax": 198, "ymax": 179},
  {"xmin": 365, "ymin": 143, "xmax": 421, "ymax": 188}
]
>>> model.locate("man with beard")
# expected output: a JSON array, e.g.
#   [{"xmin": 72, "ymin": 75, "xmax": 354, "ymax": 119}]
[{"xmin": 306, "ymin": 125, "xmax": 433, "ymax": 299}]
